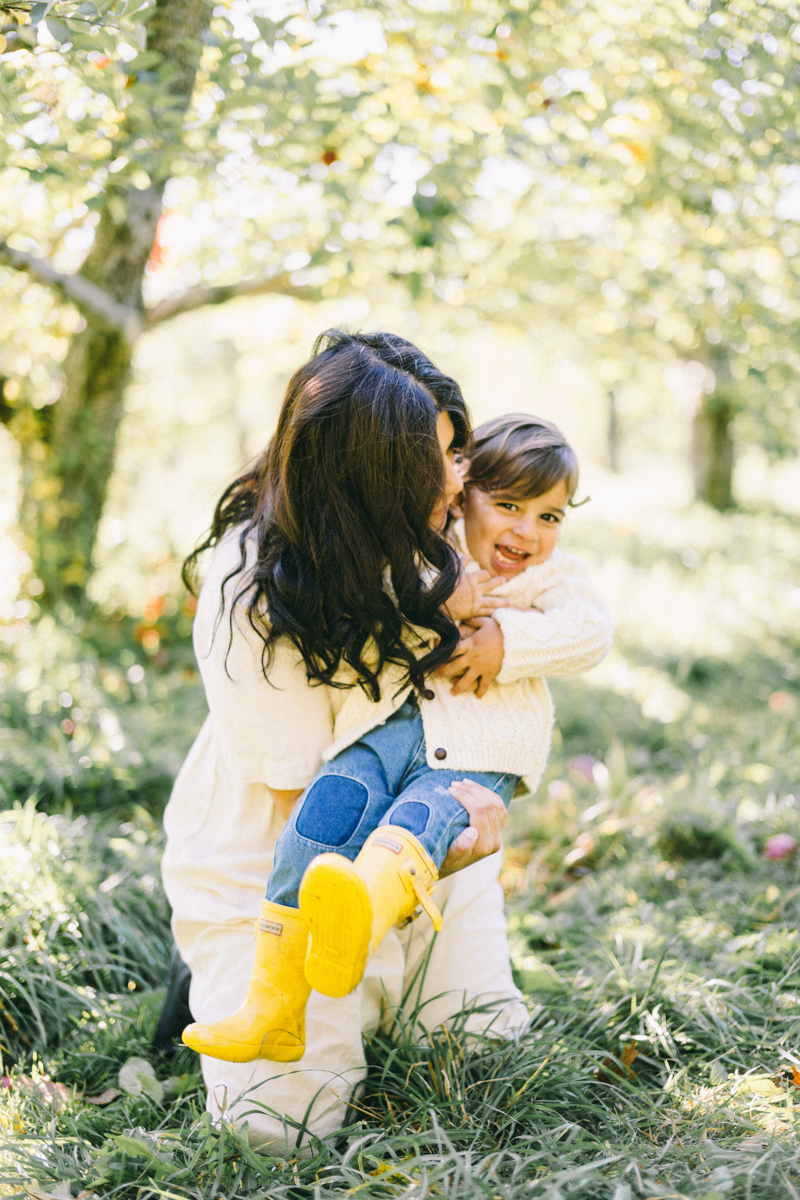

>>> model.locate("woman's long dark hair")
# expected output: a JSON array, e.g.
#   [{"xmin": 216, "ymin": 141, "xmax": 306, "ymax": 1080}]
[{"xmin": 183, "ymin": 330, "xmax": 471, "ymax": 700}]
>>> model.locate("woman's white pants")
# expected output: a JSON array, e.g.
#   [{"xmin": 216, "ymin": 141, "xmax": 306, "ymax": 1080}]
[{"xmin": 175, "ymin": 850, "xmax": 528, "ymax": 1151}]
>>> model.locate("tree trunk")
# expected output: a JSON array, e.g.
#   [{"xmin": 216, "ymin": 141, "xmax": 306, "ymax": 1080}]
[
  {"xmin": 18, "ymin": 0, "xmax": 211, "ymax": 607},
  {"xmin": 607, "ymin": 389, "xmax": 620, "ymax": 472},
  {"xmin": 692, "ymin": 393, "xmax": 734, "ymax": 510},
  {"xmin": 39, "ymin": 190, "xmax": 157, "ymax": 602}
]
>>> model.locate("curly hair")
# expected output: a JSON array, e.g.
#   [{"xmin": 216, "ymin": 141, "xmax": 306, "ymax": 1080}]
[{"xmin": 183, "ymin": 329, "xmax": 471, "ymax": 700}]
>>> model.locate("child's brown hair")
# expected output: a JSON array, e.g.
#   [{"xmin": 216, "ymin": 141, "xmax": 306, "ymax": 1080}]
[{"xmin": 465, "ymin": 414, "xmax": 579, "ymax": 501}]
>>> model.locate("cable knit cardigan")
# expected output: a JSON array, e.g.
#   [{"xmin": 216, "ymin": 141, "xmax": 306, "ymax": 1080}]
[{"xmin": 324, "ymin": 519, "xmax": 614, "ymax": 793}]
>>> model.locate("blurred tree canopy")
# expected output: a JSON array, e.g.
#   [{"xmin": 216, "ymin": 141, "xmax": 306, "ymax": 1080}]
[{"xmin": 1, "ymin": 0, "xmax": 800, "ymax": 605}]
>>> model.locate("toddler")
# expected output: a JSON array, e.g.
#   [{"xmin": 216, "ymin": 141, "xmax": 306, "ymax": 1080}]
[{"xmin": 182, "ymin": 414, "xmax": 613, "ymax": 1064}]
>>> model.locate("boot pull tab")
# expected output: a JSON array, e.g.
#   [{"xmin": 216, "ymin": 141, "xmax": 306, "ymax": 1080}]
[{"xmin": 406, "ymin": 866, "xmax": 443, "ymax": 932}]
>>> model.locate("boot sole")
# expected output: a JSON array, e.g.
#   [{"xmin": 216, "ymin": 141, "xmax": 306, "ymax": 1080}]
[
  {"xmin": 182, "ymin": 1024, "xmax": 305, "ymax": 1063},
  {"xmin": 300, "ymin": 855, "xmax": 372, "ymax": 998}
]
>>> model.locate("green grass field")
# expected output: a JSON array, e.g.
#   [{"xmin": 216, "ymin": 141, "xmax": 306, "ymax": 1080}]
[{"xmin": 2, "ymin": 499, "xmax": 800, "ymax": 1200}]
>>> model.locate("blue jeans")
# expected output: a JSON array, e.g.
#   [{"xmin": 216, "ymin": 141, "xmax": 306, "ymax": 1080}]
[{"xmin": 267, "ymin": 699, "xmax": 518, "ymax": 908}]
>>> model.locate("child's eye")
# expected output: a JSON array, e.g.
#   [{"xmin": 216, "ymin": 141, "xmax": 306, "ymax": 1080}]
[
  {"xmin": 497, "ymin": 501, "xmax": 518, "ymax": 512},
  {"xmin": 541, "ymin": 513, "xmax": 561, "ymax": 523}
]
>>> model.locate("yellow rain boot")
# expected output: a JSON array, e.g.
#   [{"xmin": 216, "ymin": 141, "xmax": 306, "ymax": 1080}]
[
  {"xmin": 299, "ymin": 826, "xmax": 443, "ymax": 999},
  {"xmin": 181, "ymin": 900, "xmax": 310, "ymax": 1063}
]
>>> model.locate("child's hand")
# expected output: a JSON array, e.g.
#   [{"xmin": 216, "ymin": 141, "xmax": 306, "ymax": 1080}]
[
  {"xmin": 445, "ymin": 559, "xmax": 508, "ymax": 623},
  {"xmin": 441, "ymin": 616, "xmax": 505, "ymax": 698}
]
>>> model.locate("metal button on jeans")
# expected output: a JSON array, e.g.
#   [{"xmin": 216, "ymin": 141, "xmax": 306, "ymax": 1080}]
[{"xmin": 434, "ymin": 747, "xmax": 447, "ymax": 760}]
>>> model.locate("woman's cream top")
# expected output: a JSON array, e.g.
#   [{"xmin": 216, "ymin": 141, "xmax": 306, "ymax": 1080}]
[{"xmin": 161, "ymin": 530, "xmax": 343, "ymax": 926}]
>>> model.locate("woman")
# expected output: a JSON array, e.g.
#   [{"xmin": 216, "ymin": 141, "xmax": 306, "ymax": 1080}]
[{"xmin": 161, "ymin": 330, "xmax": 528, "ymax": 1148}]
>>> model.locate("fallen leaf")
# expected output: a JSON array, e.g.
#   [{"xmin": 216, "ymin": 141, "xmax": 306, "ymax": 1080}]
[
  {"xmin": 23, "ymin": 1186, "xmax": 53, "ymax": 1200},
  {"xmin": 83, "ymin": 1089, "xmax": 120, "ymax": 1106},
  {"xmin": 118, "ymin": 1057, "xmax": 163, "ymax": 1104},
  {"xmin": 735, "ymin": 1074, "xmax": 783, "ymax": 1098},
  {"xmin": 620, "ymin": 1043, "xmax": 640, "ymax": 1068},
  {"xmin": 23, "ymin": 1182, "xmax": 74, "ymax": 1200},
  {"xmin": 596, "ymin": 1042, "xmax": 639, "ymax": 1082},
  {"xmin": 736, "ymin": 1134, "xmax": 770, "ymax": 1153},
  {"xmin": 17, "ymin": 1077, "xmax": 73, "ymax": 1111},
  {"xmin": 709, "ymin": 1059, "xmax": 728, "ymax": 1084}
]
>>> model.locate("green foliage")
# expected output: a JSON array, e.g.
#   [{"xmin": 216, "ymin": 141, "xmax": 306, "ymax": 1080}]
[
  {"xmin": 3, "ymin": 0, "xmax": 800, "ymax": 461},
  {"xmin": 0, "ymin": 609, "xmax": 204, "ymax": 810},
  {"xmin": 656, "ymin": 808, "xmax": 741, "ymax": 861},
  {"xmin": 0, "ymin": 801, "xmax": 172, "ymax": 1067}
]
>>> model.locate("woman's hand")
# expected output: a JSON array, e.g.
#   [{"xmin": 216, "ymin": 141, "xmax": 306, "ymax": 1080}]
[
  {"xmin": 267, "ymin": 787, "xmax": 304, "ymax": 821},
  {"xmin": 439, "ymin": 778, "xmax": 507, "ymax": 876}
]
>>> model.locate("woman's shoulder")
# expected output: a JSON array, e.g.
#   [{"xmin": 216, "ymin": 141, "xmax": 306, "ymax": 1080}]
[
  {"xmin": 194, "ymin": 525, "xmax": 261, "ymax": 643},
  {"xmin": 198, "ymin": 526, "xmax": 256, "ymax": 599}
]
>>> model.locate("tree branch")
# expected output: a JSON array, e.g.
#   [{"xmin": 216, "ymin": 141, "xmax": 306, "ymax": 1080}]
[
  {"xmin": 144, "ymin": 272, "xmax": 321, "ymax": 327},
  {"xmin": 1, "ymin": 242, "xmax": 323, "ymax": 337},
  {"xmin": 0, "ymin": 240, "xmax": 145, "ymax": 339},
  {"xmin": 0, "ymin": 375, "xmax": 11, "ymax": 428}
]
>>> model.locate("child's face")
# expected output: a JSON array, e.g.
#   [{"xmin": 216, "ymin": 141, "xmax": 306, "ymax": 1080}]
[{"xmin": 461, "ymin": 480, "xmax": 569, "ymax": 577}]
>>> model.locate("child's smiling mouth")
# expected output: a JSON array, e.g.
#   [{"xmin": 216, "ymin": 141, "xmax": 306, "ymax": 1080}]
[{"xmin": 493, "ymin": 543, "xmax": 531, "ymax": 571}]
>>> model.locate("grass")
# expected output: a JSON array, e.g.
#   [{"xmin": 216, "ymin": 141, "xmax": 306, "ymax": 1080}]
[
  {"xmin": 0, "ymin": 607, "xmax": 204, "ymax": 814},
  {"xmin": 2, "ymin": 499, "xmax": 800, "ymax": 1198}
]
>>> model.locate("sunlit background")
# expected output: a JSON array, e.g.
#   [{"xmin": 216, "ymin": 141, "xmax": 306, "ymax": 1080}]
[{"xmin": 3, "ymin": 0, "xmax": 800, "ymax": 1192}]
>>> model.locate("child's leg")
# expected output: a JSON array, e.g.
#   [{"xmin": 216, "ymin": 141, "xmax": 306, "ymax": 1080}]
[
  {"xmin": 299, "ymin": 718, "xmax": 520, "ymax": 998},
  {"xmin": 381, "ymin": 765, "xmax": 518, "ymax": 870},
  {"xmin": 267, "ymin": 699, "xmax": 424, "ymax": 908}
]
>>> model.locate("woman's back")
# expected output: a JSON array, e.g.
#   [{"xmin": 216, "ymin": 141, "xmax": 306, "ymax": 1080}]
[{"xmin": 162, "ymin": 529, "xmax": 337, "ymax": 932}]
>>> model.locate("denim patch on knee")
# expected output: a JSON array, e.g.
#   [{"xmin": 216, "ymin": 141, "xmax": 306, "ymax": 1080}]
[
  {"xmin": 295, "ymin": 775, "xmax": 369, "ymax": 846},
  {"xmin": 389, "ymin": 801, "xmax": 430, "ymax": 837}
]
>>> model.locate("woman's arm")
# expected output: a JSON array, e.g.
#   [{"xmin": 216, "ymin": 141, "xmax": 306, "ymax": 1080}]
[{"xmin": 268, "ymin": 788, "xmax": 304, "ymax": 821}]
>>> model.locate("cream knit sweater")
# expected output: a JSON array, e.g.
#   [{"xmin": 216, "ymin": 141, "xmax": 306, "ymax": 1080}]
[{"xmin": 324, "ymin": 519, "xmax": 613, "ymax": 793}]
